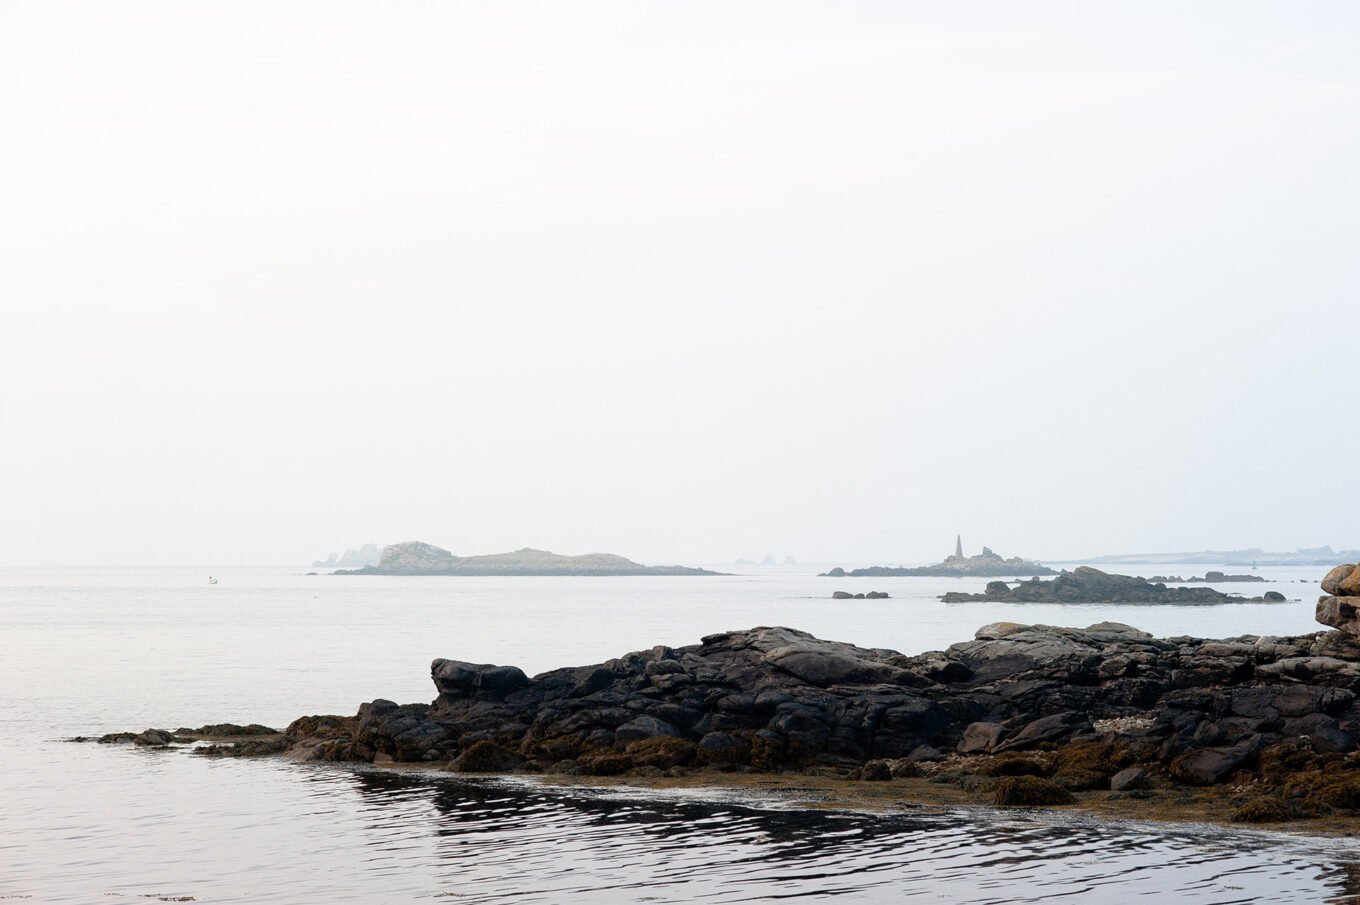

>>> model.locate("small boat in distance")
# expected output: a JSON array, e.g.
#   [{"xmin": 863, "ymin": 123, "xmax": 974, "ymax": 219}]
[{"xmin": 207, "ymin": 576, "xmax": 218, "ymax": 585}]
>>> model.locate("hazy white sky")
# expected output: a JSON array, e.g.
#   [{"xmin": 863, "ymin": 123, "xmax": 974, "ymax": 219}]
[{"xmin": 2, "ymin": 2, "xmax": 1356, "ymax": 566}]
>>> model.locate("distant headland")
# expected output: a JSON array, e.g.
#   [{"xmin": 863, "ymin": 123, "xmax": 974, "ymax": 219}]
[
  {"xmin": 820, "ymin": 537, "xmax": 1057, "ymax": 578},
  {"xmin": 336, "ymin": 541, "xmax": 723, "ymax": 576},
  {"xmin": 1074, "ymin": 546, "xmax": 1360, "ymax": 567},
  {"xmin": 312, "ymin": 543, "xmax": 382, "ymax": 569}
]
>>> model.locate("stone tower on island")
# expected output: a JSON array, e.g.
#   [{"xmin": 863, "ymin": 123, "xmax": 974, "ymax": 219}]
[{"xmin": 954, "ymin": 535, "xmax": 963, "ymax": 559}]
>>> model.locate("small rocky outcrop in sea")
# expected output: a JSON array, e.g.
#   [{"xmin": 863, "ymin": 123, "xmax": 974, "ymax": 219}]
[
  {"xmin": 831, "ymin": 591, "xmax": 889, "ymax": 600},
  {"xmin": 1316, "ymin": 563, "xmax": 1360, "ymax": 636},
  {"xmin": 71, "ymin": 724, "xmax": 278, "ymax": 747},
  {"xmin": 939, "ymin": 567, "xmax": 1288, "ymax": 604},
  {"xmin": 339, "ymin": 541, "xmax": 722, "ymax": 576},
  {"xmin": 820, "ymin": 538, "xmax": 1056, "ymax": 579}
]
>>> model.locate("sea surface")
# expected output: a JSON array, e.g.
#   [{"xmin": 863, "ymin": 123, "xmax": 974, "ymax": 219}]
[{"xmin": 2, "ymin": 562, "xmax": 1356, "ymax": 903}]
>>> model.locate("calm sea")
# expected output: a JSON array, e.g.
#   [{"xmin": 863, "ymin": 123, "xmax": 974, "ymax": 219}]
[{"xmin": 3, "ymin": 563, "xmax": 1355, "ymax": 903}]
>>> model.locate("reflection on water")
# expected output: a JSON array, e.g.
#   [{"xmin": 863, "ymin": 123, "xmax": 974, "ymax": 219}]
[
  {"xmin": 338, "ymin": 768, "xmax": 1360, "ymax": 904},
  {"xmin": 0, "ymin": 565, "xmax": 1349, "ymax": 903},
  {"xmin": 5, "ymin": 746, "xmax": 1360, "ymax": 903}
]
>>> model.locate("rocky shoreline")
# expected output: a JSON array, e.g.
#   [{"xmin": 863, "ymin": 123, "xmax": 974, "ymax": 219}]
[{"xmin": 90, "ymin": 564, "xmax": 1360, "ymax": 826}]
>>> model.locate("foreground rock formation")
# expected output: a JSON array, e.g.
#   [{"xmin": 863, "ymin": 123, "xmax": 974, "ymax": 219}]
[
  {"xmin": 1316, "ymin": 563, "xmax": 1360, "ymax": 637},
  {"xmin": 940, "ymin": 567, "xmax": 1289, "ymax": 604},
  {"xmin": 821, "ymin": 540, "xmax": 1056, "ymax": 579},
  {"xmin": 339, "ymin": 541, "xmax": 722, "ymax": 576},
  {"xmin": 134, "ymin": 572, "xmax": 1360, "ymax": 823}
]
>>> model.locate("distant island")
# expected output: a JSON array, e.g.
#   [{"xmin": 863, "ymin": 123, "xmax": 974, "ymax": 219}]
[
  {"xmin": 337, "ymin": 541, "xmax": 723, "ymax": 576},
  {"xmin": 1146, "ymin": 571, "xmax": 1266, "ymax": 584},
  {"xmin": 733, "ymin": 555, "xmax": 798, "ymax": 566},
  {"xmin": 820, "ymin": 537, "xmax": 1056, "ymax": 578},
  {"xmin": 312, "ymin": 543, "xmax": 382, "ymax": 568},
  {"xmin": 940, "ymin": 567, "xmax": 1288, "ymax": 604},
  {"xmin": 1073, "ymin": 545, "xmax": 1360, "ymax": 567}
]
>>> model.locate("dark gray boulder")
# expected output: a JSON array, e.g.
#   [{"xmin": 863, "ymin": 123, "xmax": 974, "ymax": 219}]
[
  {"xmin": 432, "ymin": 659, "xmax": 529, "ymax": 699},
  {"xmin": 1110, "ymin": 766, "xmax": 1149, "ymax": 792},
  {"xmin": 1171, "ymin": 736, "xmax": 1262, "ymax": 785}
]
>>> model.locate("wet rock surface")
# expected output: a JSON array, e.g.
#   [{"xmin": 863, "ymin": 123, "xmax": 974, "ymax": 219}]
[
  {"xmin": 940, "ymin": 567, "xmax": 1290, "ymax": 604},
  {"xmin": 70, "ymin": 723, "xmax": 282, "ymax": 751}
]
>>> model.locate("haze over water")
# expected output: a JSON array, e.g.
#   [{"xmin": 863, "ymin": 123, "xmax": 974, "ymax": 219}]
[
  {"xmin": 5, "ymin": 563, "xmax": 1358, "ymax": 903},
  {"xmin": 3, "ymin": 2, "xmax": 1359, "ymax": 568},
  {"xmin": 4, "ymin": 2, "xmax": 1359, "ymax": 902}
]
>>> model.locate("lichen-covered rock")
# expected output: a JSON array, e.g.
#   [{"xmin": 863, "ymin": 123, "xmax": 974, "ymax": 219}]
[
  {"xmin": 1322, "ymin": 564, "xmax": 1360, "ymax": 596},
  {"xmin": 1317, "ymin": 595, "xmax": 1360, "ymax": 638}
]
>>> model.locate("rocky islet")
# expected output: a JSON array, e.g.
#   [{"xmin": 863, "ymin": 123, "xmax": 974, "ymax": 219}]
[
  {"xmin": 820, "ymin": 539, "xmax": 1056, "ymax": 579},
  {"xmin": 939, "ymin": 567, "xmax": 1289, "ymax": 604}
]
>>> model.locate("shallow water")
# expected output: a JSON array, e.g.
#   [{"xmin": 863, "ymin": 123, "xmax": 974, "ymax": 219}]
[{"xmin": 2, "ymin": 563, "xmax": 1352, "ymax": 902}]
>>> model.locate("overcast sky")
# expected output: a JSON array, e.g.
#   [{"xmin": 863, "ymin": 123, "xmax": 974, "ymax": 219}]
[{"xmin": 1, "ymin": 2, "xmax": 1356, "ymax": 567}]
